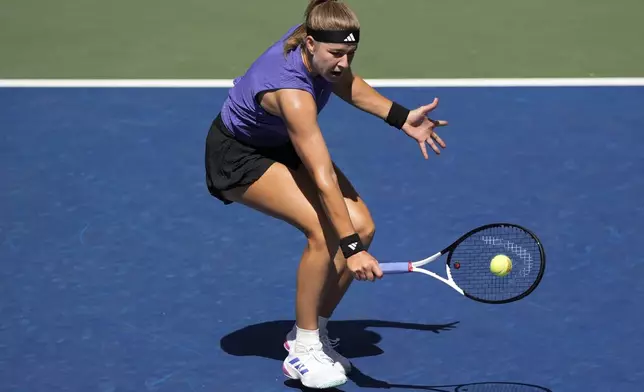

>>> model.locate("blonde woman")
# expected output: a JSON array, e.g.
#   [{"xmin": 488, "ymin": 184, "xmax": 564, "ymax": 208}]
[{"xmin": 204, "ymin": 0, "xmax": 448, "ymax": 388}]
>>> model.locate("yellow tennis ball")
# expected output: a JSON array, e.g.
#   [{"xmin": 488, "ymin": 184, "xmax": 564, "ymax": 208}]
[{"xmin": 490, "ymin": 254, "xmax": 512, "ymax": 277}]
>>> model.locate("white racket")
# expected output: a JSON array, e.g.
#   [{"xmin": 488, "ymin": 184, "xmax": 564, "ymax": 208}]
[{"xmin": 379, "ymin": 223, "xmax": 546, "ymax": 304}]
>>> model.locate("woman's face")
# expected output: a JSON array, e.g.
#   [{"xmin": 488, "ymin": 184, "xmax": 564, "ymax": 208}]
[{"xmin": 306, "ymin": 38, "xmax": 357, "ymax": 82}]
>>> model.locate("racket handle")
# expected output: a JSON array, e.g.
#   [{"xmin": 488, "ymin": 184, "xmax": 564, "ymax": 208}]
[{"xmin": 379, "ymin": 262, "xmax": 412, "ymax": 274}]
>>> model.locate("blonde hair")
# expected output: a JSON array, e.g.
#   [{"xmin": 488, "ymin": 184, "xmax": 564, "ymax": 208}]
[{"xmin": 283, "ymin": 0, "xmax": 360, "ymax": 54}]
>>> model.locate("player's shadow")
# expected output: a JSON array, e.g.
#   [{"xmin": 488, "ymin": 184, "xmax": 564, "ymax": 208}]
[
  {"xmin": 219, "ymin": 319, "xmax": 459, "ymax": 361},
  {"xmin": 220, "ymin": 320, "xmax": 551, "ymax": 392}
]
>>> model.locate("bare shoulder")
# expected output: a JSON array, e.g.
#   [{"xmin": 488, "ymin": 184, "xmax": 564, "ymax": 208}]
[{"xmin": 260, "ymin": 89, "xmax": 318, "ymax": 123}]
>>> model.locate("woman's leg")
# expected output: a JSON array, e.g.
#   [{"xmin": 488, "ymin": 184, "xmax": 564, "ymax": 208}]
[
  {"xmin": 319, "ymin": 164, "xmax": 376, "ymax": 319},
  {"xmin": 222, "ymin": 162, "xmax": 333, "ymax": 331},
  {"xmin": 221, "ymin": 161, "xmax": 374, "ymax": 330},
  {"xmin": 222, "ymin": 162, "xmax": 352, "ymax": 388},
  {"xmin": 222, "ymin": 161, "xmax": 374, "ymax": 380},
  {"xmin": 222, "ymin": 161, "xmax": 375, "ymax": 328}
]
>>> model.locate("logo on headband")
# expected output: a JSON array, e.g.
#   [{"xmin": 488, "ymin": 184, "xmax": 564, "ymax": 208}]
[
  {"xmin": 344, "ymin": 33, "xmax": 356, "ymax": 42},
  {"xmin": 307, "ymin": 28, "xmax": 360, "ymax": 44}
]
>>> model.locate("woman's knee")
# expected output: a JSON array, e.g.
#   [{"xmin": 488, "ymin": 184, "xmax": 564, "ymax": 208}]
[
  {"xmin": 347, "ymin": 206, "xmax": 376, "ymax": 246},
  {"xmin": 303, "ymin": 216, "xmax": 374, "ymax": 256},
  {"xmin": 302, "ymin": 222, "xmax": 331, "ymax": 254},
  {"xmin": 355, "ymin": 214, "xmax": 376, "ymax": 245}
]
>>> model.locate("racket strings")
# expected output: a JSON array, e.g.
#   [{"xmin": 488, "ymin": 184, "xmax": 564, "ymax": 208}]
[{"xmin": 449, "ymin": 225, "xmax": 543, "ymax": 302}]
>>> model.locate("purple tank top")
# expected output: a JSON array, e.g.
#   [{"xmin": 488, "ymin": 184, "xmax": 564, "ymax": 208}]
[{"xmin": 220, "ymin": 25, "xmax": 334, "ymax": 147}]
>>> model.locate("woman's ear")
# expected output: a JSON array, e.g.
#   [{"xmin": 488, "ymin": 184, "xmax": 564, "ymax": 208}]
[{"xmin": 304, "ymin": 36, "xmax": 316, "ymax": 56}]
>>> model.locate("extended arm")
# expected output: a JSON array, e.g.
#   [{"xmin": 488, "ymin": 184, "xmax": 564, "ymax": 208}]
[
  {"xmin": 332, "ymin": 70, "xmax": 396, "ymax": 121},
  {"xmin": 333, "ymin": 70, "xmax": 449, "ymax": 159}
]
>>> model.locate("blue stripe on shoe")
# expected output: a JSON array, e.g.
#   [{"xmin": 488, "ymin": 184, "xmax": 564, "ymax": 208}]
[{"xmin": 288, "ymin": 357, "xmax": 309, "ymax": 374}]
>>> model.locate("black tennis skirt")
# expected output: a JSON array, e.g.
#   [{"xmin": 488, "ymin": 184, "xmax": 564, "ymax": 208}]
[{"xmin": 204, "ymin": 113, "xmax": 302, "ymax": 205}]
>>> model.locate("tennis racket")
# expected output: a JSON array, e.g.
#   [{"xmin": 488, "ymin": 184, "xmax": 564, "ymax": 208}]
[{"xmin": 379, "ymin": 223, "xmax": 546, "ymax": 304}]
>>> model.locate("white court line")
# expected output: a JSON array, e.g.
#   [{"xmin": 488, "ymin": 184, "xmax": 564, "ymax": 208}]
[{"xmin": 1, "ymin": 78, "xmax": 644, "ymax": 88}]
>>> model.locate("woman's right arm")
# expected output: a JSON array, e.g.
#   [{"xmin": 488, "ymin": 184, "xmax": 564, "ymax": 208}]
[
  {"xmin": 260, "ymin": 88, "xmax": 383, "ymax": 281},
  {"xmin": 275, "ymin": 88, "xmax": 356, "ymax": 240}
]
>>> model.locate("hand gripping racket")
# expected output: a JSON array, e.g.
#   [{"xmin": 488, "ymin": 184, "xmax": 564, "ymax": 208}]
[{"xmin": 379, "ymin": 223, "xmax": 546, "ymax": 304}]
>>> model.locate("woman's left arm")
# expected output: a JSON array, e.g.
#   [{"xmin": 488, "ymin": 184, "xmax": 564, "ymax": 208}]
[
  {"xmin": 333, "ymin": 71, "xmax": 450, "ymax": 160},
  {"xmin": 332, "ymin": 70, "xmax": 392, "ymax": 119}
]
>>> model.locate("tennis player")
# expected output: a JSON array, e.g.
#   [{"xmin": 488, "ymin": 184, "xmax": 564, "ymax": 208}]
[{"xmin": 204, "ymin": 0, "xmax": 448, "ymax": 388}]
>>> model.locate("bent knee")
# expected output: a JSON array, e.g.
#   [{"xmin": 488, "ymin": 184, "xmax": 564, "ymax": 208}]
[
  {"xmin": 303, "ymin": 218, "xmax": 375, "ymax": 254},
  {"xmin": 352, "ymin": 211, "xmax": 376, "ymax": 244},
  {"xmin": 300, "ymin": 204, "xmax": 375, "ymax": 250},
  {"xmin": 302, "ymin": 224, "xmax": 329, "ymax": 253}
]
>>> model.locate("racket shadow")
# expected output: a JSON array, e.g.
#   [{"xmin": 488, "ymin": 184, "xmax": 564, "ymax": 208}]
[
  {"xmin": 219, "ymin": 319, "xmax": 459, "ymax": 361},
  {"xmin": 346, "ymin": 366, "xmax": 553, "ymax": 391},
  {"xmin": 283, "ymin": 367, "xmax": 552, "ymax": 392}
]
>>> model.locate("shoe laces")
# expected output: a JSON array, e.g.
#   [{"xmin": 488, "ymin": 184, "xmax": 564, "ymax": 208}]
[
  {"xmin": 303, "ymin": 342, "xmax": 335, "ymax": 365},
  {"xmin": 320, "ymin": 333, "xmax": 340, "ymax": 349}
]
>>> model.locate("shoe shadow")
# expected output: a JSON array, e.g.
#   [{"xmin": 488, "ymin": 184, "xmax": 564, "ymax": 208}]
[{"xmin": 219, "ymin": 319, "xmax": 459, "ymax": 361}]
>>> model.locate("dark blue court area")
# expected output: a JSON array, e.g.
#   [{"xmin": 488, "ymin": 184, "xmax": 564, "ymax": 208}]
[{"xmin": 2, "ymin": 85, "xmax": 643, "ymax": 391}]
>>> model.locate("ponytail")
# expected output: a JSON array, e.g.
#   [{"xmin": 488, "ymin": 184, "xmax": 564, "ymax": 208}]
[
  {"xmin": 283, "ymin": 0, "xmax": 360, "ymax": 54},
  {"xmin": 283, "ymin": 25, "xmax": 307, "ymax": 55}
]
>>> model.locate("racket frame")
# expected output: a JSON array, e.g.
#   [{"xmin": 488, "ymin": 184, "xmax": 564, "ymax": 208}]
[{"xmin": 380, "ymin": 223, "xmax": 546, "ymax": 304}]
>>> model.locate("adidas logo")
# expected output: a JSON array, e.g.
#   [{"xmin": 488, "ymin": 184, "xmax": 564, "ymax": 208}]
[
  {"xmin": 344, "ymin": 33, "xmax": 356, "ymax": 42},
  {"xmin": 348, "ymin": 242, "xmax": 358, "ymax": 250}
]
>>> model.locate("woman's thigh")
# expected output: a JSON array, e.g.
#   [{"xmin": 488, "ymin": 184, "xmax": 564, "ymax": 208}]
[{"xmin": 221, "ymin": 162, "xmax": 373, "ymax": 245}]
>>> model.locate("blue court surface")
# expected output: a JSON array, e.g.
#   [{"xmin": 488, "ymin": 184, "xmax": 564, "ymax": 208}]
[{"xmin": 1, "ymin": 85, "xmax": 643, "ymax": 391}]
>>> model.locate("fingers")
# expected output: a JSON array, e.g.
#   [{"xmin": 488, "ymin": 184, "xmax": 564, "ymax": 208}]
[
  {"xmin": 418, "ymin": 141, "xmax": 429, "ymax": 160},
  {"xmin": 432, "ymin": 132, "xmax": 447, "ymax": 148},
  {"xmin": 414, "ymin": 100, "xmax": 447, "ymax": 159},
  {"xmin": 373, "ymin": 263, "xmax": 383, "ymax": 279},
  {"xmin": 352, "ymin": 266, "xmax": 367, "ymax": 281},
  {"xmin": 427, "ymin": 138, "xmax": 441, "ymax": 155},
  {"xmin": 363, "ymin": 264, "xmax": 383, "ymax": 282},
  {"xmin": 420, "ymin": 136, "xmax": 442, "ymax": 157},
  {"xmin": 353, "ymin": 270, "xmax": 370, "ymax": 281},
  {"xmin": 420, "ymin": 97, "xmax": 439, "ymax": 114},
  {"xmin": 352, "ymin": 264, "xmax": 384, "ymax": 282},
  {"xmin": 431, "ymin": 119, "xmax": 448, "ymax": 127}
]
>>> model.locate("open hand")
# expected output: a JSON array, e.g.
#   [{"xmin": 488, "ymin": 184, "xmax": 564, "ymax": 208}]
[{"xmin": 401, "ymin": 98, "xmax": 449, "ymax": 159}]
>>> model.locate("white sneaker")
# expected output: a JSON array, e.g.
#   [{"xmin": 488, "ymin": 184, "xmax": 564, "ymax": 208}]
[
  {"xmin": 282, "ymin": 341, "xmax": 347, "ymax": 389},
  {"xmin": 284, "ymin": 326, "xmax": 352, "ymax": 375}
]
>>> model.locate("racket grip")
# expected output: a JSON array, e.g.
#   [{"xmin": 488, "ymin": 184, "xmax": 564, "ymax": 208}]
[{"xmin": 379, "ymin": 262, "xmax": 412, "ymax": 274}]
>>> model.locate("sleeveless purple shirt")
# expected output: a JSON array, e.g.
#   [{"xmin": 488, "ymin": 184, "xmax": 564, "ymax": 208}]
[{"xmin": 220, "ymin": 25, "xmax": 334, "ymax": 147}]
